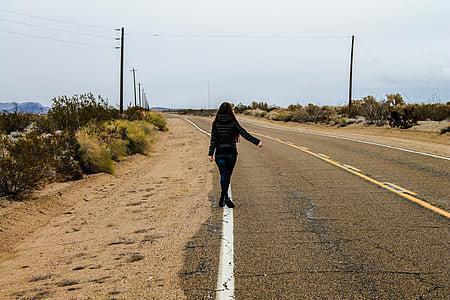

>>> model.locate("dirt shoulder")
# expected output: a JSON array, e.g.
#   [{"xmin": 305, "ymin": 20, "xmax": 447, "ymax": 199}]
[
  {"xmin": 238, "ymin": 115, "xmax": 450, "ymax": 157},
  {"xmin": 0, "ymin": 118, "xmax": 213, "ymax": 299}
]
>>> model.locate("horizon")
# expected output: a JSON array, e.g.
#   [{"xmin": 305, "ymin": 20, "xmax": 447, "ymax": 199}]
[{"xmin": 2, "ymin": 94, "xmax": 449, "ymax": 111}]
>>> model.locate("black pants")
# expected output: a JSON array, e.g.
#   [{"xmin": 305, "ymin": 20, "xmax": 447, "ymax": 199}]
[{"xmin": 215, "ymin": 154, "xmax": 237, "ymax": 199}]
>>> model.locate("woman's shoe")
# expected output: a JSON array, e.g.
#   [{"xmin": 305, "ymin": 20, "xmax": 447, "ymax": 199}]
[
  {"xmin": 219, "ymin": 195, "xmax": 225, "ymax": 207},
  {"xmin": 224, "ymin": 196, "xmax": 235, "ymax": 208}
]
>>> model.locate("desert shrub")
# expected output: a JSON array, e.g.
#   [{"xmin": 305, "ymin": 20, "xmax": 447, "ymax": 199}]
[
  {"xmin": 305, "ymin": 104, "xmax": 321, "ymax": 122},
  {"xmin": 340, "ymin": 94, "xmax": 448, "ymax": 126},
  {"xmin": 385, "ymin": 103, "xmax": 449, "ymax": 129},
  {"xmin": 0, "ymin": 111, "xmax": 38, "ymax": 134},
  {"xmin": 0, "ymin": 127, "xmax": 84, "ymax": 197},
  {"xmin": 247, "ymin": 105, "xmax": 337, "ymax": 124},
  {"xmin": 73, "ymin": 118, "xmax": 158, "ymax": 175},
  {"xmin": 287, "ymin": 103, "xmax": 303, "ymax": 112},
  {"xmin": 92, "ymin": 122, "xmax": 128, "ymax": 161},
  {"xmin": 254, "ymin": 109, "xmax": 268, "ymax": 118},
  {"xmin": 284, "ymin": 104, "xmax": 337, "ymax": 123},
  {"xmin": 250, "ymin": 101, "xmax": 277, "ymax": 112},
  {"xmin": 145, "ymin": 112, "xmax": 168, "ymax": 131},
  {"xmin": 48, "ymin": 93, "xmax": 118, "ymax": 132},
  {"xmin": 122, "ymin": 121, "xmax": 155, "ymax": 154},
  {"xmin": 386, "ymin": 101, "xmax": 449, "ymax": 128},
  {"xmin": 52, "ymin": 132, "xmax": 83, "ymax": 180},
  {"xmin": 343, "ymin": 100, "xmax": 364, "ymax": 118},
  {"xmin": 269, "ymin": 110, "xmax": 293, "ymax": 122},
  {"xmin": 125, "ymin": 106, "xmax": 146, "ymax": 121},
  {"xmin": 291, "ymin": 109, "xmax": 310, "ymax": 122},
  {"xmin": 267, "ymin": 110, "xmax": 281, "ymax": 120},
  {"xmin": 243, "ymin": 109, "xmax": 269, "ymax": 118},
  {"xmin": 276, "ymin": 113, "xmax": 293, "ymax": 122},
  {"xmin": 403, "ymin": 103, "xmax": 450, "ymax": 121},
  {"xmin": 105, "ymin": 120, "xmax": 156, "ymax": 155},
  {"xmin": 75, "ymin": 118, "xmax": 157, "ymax": 175},
  {"xmin": 0, "ymin": 94, "xmax": 163, "ymax": 196},
  {"xmin": 317, "ymin": 106, "xmax": 337, "ymax": 123},
  {"xmin": 353, "ymin": 96, "xmax": 388, "ymax": 125},
  {"xmin": 251, "ymin": 101, "xmax": 269, "ymax": 111},
  {"xmin": 336, "ymin": 117, "xmax": 350, "ymax": 127},
  {"xmin": 386, "ymin": 93, "xmax": 405, "ymax": 107},
  {"xmin": 34, "ymin": 115, "xmax": 57, "ymax": 134},
  {"xmin": 76, "ymin": 130, "xmax": 114, "ymax": 175},
  {"xmin": 387, "ymin": 110, "xmax": 415, "ymax": 129},
  {"xmin": 234, "ymin": 103, "xmax": 251, "ymax": 114},
  {"xmin": 107, "ymin": 138, "xmax": 128, "ymax": 161},
  {"xmin": 0, "ymin": 133, "xmax": 56, "ymax": 197},
  {"xmin": 176, "ymin": 109, "xmax": 217, "ymax": 117}
]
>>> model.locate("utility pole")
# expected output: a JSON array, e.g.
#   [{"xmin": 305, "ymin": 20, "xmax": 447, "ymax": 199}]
[
  {"xmin": 142, "ymin": 88, "xmax": 147, "ymax": 109},
  {"xmin": 142, "ymin": 88, "xmax": 146, "ymax": 110},
  {"xmin": 138, "ymin": 82, "xmax": 142, "ymax": 107},
  {"xmin": 348, "ymin": 35, "xmax": 355, "ymax": 110},
  {"xmin": 145, "ymin": 90, "xmax": 150, "ymax": 110},
  {"xmin": 207, "ymin": 81, "xmax": 211, "ymax": 109},
  {"xmin": 118, "ymin": 27, "xmax": 125, "ymax": 114},
  {"xmin": 130, "ymin": 68, "xmax": 137, "ymax": 107}
]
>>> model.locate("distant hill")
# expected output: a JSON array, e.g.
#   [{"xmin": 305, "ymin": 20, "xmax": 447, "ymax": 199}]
[
  {"xmin": 0, "ymin": 102, "xmax": 49, "ymax": 114},
  {"xmin": 151, "ymin": 107, "xmax": 170, "ymax": 112}
]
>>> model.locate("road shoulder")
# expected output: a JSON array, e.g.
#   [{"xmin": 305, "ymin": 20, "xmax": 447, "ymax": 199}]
[{"xmin": 0, "ymin": 118, "xmax": 213, "ymax": 299}]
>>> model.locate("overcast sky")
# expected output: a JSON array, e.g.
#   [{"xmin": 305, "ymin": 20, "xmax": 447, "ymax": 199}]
[{"xmin": 1, "ymin": 0, "xmax": 449, "ymax": 108}]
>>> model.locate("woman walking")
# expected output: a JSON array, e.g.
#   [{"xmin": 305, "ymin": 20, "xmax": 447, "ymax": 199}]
[{"xmin": 208, "ymin": 102, "xmax": 262, "ymax": 208}]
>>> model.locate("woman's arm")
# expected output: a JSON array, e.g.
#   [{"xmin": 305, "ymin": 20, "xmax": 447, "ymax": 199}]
[
  {"xmin": 208, "ymin": 124, "xmax": 217, "ymax": 156},
  {"xmin": 236, "ymin": 122, "xmax": 261, "ymax": 146}
]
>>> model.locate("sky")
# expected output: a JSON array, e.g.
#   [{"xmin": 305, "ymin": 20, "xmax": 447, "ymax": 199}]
[{"xmin": 1, "ymin": 0, "xmax": 450, "ymax": 109}]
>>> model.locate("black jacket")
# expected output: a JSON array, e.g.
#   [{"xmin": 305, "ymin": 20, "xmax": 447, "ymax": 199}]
[{"xmin": 208, "ymin": 115, "xmax": 260, "ymax": 156}]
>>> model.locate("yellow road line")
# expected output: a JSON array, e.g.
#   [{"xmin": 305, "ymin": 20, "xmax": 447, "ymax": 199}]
[
  {"xmin": 343, "ymin": 164, "xmax": 362, "ymax": 172},
  {"xmin": 382, "ymin": 182, "xmax": 418, "ymax": 196},
  {"xmin": 256, "ymin": 133, "xmax": 450, "ymax": 219}
]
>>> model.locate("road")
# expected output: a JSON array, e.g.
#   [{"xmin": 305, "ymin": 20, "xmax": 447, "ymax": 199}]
[{"xmin": 182, "ymin": 116, "xmax": 449, "ymax": 299}]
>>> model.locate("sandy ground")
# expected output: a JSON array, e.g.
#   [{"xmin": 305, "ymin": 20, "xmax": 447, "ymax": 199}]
[
  {"xmin": 238, "ymin": 115, "xmax": 450, "ymax": 157},
  {"xmin": 0, "ymin": 118, "xmax": 213, "ymax": 299}
]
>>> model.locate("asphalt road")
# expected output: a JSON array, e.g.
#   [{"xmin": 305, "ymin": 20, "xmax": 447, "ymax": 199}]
[{"xmin": 183, "ymin": 116, "xmax": 449, "ymax": 299}]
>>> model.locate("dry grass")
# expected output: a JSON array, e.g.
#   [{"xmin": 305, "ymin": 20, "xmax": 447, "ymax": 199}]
[
  {"xmin": 105, "ymin": 120, "xmax": 156, "ymax": 155},
  {"xmin": 76, "ymin": 130, "xmax": 114, "ymax": 175}
]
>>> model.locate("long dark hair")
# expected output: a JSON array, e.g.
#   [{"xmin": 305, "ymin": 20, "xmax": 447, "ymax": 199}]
[
  {"xmin": 214, "ymin": 102, "xmax": 237, "ymax": 123},
  {"xmin": 213, "ymin": 102, "xmax": 240, "ymax": 140}
]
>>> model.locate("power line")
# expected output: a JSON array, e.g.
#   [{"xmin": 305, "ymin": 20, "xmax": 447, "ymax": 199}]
[
  {"xmin": 359, "ymin": 44, "xmax": 413, "ymax": 102},
  {"xmin": 0, "ymin": 28, "xmax": 114, "ymax": 48},
  {"xmin": 128, "ymin": 33, "xmax": 352, "ymax": 39},
  {"xmin": 0, "ymin": 17, "xmax": 112, "ymax": 38},
  {"xmin": 0, "ymin": 8, "xmax": 114, "ymax": 30}
]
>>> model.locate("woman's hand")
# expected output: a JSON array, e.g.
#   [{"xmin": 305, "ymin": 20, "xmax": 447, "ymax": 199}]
[
  {"xmin": 257, "ymin": 141, "xmax": 263, "ymax": 148},
  {"xmin": 209, "ymin": 156, "xmax": 214, "ymax": 162}
]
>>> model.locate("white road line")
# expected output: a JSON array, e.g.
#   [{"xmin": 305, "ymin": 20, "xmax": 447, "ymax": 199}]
[
  {"xmin": 241, "ymin": 119, "xmax": 450, "ymax": 161},
  {"xmin": 183, "ymin": 118, "xmax": 235, "ymax": 300},
  {"xmin": 185, "ymin": 118, "xmax": 210, "ymax": 136},
  {"xmin": 216, "ymin": 186, "xmax": 235, "ymax": 300}
]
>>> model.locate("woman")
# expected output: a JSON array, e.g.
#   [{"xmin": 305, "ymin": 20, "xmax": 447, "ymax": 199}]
[{"xmin": 208, "ymin": 102, "xmax": 262, "ymax": 208}]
